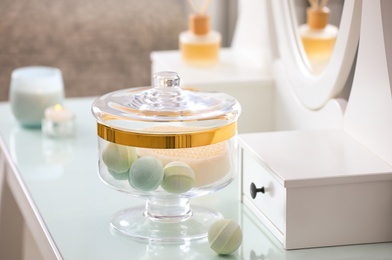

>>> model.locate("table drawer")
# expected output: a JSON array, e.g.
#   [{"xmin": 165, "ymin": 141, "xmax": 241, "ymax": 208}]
[{"xmin": 241, "ymin": 149, "xmax": 286, "ymax": 233}]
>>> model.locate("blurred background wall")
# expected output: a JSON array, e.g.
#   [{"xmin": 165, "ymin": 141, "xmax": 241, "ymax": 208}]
[{"xmin": 0, "ymin": 0, "xmax": 238, "ymax": 101}]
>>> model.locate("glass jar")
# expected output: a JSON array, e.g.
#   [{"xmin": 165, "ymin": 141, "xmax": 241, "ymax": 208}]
[{"xmin": 91, "ymin": 71, "xmax": 241, "ymax": 242}]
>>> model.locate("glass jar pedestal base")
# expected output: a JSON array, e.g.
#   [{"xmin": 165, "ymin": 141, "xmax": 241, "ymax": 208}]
[{"xmin": 110, "ymin": 197, "xmax": 223, "ymax": 242}]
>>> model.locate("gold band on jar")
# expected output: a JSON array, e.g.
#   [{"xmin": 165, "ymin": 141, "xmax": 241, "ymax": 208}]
[{"xmin": 97, "ymin": 121, "xmax": 237, "ymax": 149}]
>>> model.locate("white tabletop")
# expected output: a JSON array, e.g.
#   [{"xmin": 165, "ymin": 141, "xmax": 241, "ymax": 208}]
[
  {"xmin": 240, "ymin": 130, "xmax": 392, "ymax": 188},
  {"xmin": 0, "ymin": 97, "xmax": 391, "ymax": 259},
  {"xmin": 151, "ymin": 49, "xmax": 273, "ymax": 86}
]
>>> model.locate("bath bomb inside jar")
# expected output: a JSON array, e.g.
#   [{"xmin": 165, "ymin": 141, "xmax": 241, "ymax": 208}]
[
  {"xmin": 128, "ymin": 156, "xmax": 164, "ymax": 191},
  {"xmin": 161, "ymin": 161, "xmax": 195, "ymax": 194},
  {"xmin": 208, "ymin": 219, "xmax": 242, "ymax": 255},
  {"xmin": 102, "ymin": 143, "xmax": 137, "ymax": 175},
  {"xmin": 137, "ymin": 125, "xmax": 231, "ymax": 187}
]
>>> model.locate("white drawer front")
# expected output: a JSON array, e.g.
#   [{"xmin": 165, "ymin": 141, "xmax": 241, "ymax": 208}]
[{"xmin": 242, "ymin": 149, "xmax": 286, "ymax": 233}]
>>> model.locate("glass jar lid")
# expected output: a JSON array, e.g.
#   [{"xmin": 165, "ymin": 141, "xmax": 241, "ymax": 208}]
[{"xmin": 92, "ymin": 71, "xmax": 241, "ymax": 148}]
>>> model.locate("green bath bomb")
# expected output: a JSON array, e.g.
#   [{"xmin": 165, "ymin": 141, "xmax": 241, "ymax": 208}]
[
  {"xmin": 208, "ymin": 219, "xmax": 242, "ymax": 255},
  {"xmin": 102, "ymin": 143, "xmax": 137, "ymax": 174},
  {"xmin": 128, "ymin": 156, "xmax": 164, "ymax": 191},
  {"xmin": 161, "ymin": 161, "xmax": 195, "ymax": 194},
  {"xmin": 108, "ymin": 170, "xmax": 129, "ymax": 180}
]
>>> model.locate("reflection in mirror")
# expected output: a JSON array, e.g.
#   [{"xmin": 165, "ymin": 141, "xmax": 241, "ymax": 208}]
[
  {"xmin": 296, "ymin": 0, "xmax": 344, "ymax": 73},
  {"xmin": 270, "ymin": 0, "xmax": 360, "ymax": 109}
]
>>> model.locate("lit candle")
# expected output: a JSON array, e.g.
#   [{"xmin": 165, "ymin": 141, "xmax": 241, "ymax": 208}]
[
  {"xmin": 45, "ymin": 104, "xmax": 73, "ymax": 123},
  {"xmin": 42, "ymin": 104, "xmax": 75, "ymax": 137}
]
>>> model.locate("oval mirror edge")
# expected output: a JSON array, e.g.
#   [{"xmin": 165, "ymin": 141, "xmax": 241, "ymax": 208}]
[{"xmin": 271, "ymin": 0, "xmax": 362, "ymax": 110}]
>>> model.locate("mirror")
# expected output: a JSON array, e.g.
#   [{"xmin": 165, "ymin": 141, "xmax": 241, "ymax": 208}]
[
  {"xmin": 296, "ymin": 0, "xmax": 343, "ymax": 73},
  {"xmin": 271, "ymin": 0, "xmax": 362, "ymax": 110}
]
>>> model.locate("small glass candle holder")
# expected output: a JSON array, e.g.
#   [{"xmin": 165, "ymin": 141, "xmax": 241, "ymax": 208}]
[{"xmin": 42, "ymin": 104, "xmax": 75, "ymax": 138}]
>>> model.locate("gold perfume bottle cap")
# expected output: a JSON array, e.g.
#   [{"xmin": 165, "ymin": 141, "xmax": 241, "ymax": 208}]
[
  {"xmin": 189, "ymin": 14, "xmax": 210, "ymax": 35},
  {"xmin": 307, "ymin": 7, "xmax": 330, "ymax": 29}
]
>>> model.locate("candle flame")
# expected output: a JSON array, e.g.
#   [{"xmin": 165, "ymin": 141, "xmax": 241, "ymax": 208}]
[{"xmin": 54, "ymin": 104, "xmax": 62, "ymax": 111}]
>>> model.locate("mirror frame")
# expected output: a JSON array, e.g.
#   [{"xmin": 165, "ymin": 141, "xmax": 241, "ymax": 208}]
[{"xmin": 271, "ymin": 0, "xmax": 362, "ymax": 110}]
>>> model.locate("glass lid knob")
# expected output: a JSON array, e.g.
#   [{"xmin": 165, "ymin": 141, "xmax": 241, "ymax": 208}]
[
  {"xmin": 153, "ymin": 71, "xmax": 180, "ymax": 89},
  {"xmin": 128, "ymin": 71, "xmax": 185, "ymax": 112}
]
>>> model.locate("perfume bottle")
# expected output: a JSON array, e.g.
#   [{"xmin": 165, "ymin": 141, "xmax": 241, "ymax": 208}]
[
  {"xmin": 299, "ymin": 0, "xmax": 338, "ymax": 71},
  {"xmin": 179, "ymin": 13, "xmax": 221, "ymax": 66}
]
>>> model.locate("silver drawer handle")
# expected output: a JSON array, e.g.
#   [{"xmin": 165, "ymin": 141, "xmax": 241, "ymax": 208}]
[{"xmin": 250, "ymin": 182, "xmax": 265, "ymax": 199}]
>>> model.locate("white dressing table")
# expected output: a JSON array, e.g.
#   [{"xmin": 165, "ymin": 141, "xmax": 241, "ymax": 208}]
[
  {"xmin": 1, "ymin": 98, "xmax": 392, "ymax": 259},
  {"xmin": 2, "ymin": 0, "xmax": 392, "ymax": 257}
]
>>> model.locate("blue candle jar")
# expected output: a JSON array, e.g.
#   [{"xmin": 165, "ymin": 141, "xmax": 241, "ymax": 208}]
[{"xmin": 9, "ymin": 66, "xmax": 64, "ymax": 127}]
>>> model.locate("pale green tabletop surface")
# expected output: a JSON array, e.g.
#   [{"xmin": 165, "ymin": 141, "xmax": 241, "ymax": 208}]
[{"xmin": 0, "ymin": 97, "xmax": 391, "ymax": 259}]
